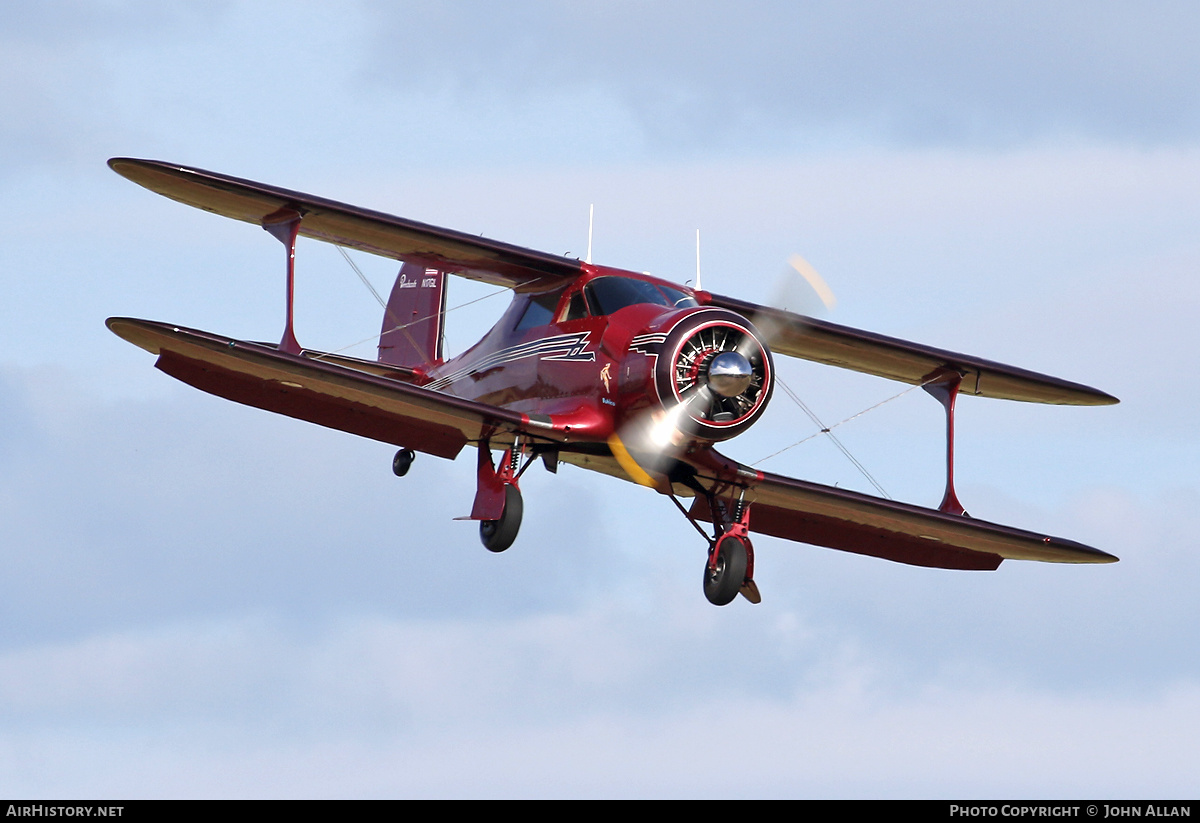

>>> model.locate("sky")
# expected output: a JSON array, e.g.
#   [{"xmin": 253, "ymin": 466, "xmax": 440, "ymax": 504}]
[{"xmin": 0, "ymin": 1, "xmax": 1198, "ymax": 798}]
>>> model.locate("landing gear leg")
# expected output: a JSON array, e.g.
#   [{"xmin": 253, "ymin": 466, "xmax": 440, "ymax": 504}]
[
  {"xmin": 461, "ymin": 440, "xmax": 526, "ymax": 553},
  {"xmin": 699, "ymin": 492, "xmax": 759, "ymax": 606}
]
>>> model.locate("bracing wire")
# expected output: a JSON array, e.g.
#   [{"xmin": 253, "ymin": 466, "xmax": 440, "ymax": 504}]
[
  {"xmin": 304, "ymin": 246, "xmax": 517, "ymax": 363},
  {"xmin": 320, "ymin": 248, "xmax": 924, "ymax": 499},
  {"xmin": 337, "ymin": 246, "xmax": 389, "ymax": 311},
  {"xmin": 752, "ymin": 377, "xmax": 933, "ymax": 499}
]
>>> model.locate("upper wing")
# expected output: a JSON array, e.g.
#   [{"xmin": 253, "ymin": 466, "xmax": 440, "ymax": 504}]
[
  {"xmin": 707, "ymin": 293, "xmax": 1118, "ymax": 406},
  {"xmin": 108, "ymin": 158, "xmax": 583, "ymax": 291},
  {"xmin": 107, "ymin": 317, "xmax": 567, "ymax": 459},
  {"xmin": 689, "ymin": 463, "xmax": 1117, "ymax": 569}
]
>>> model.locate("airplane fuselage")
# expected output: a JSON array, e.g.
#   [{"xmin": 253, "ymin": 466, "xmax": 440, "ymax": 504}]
[{"xmin": 423, "ymin": 264, "xmax": 774, "ymax": 449}]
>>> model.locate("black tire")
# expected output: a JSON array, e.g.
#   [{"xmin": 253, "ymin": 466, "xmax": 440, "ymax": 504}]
[
  {"xmin": 703, "ymin": 534, "xmax": 748, "ymax": 606},
  {"xmin": 392, "ymin": 448, "xmax": 415, "ymax": 477},
  {"xmin": 480, "ymin": 484, "xmax": 523, "ymax": 553}
]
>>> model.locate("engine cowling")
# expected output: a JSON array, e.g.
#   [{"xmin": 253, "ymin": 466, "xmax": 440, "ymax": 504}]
[{"xmin": 651, "ymin": 308, "xmax": 774, "ymax": 442}]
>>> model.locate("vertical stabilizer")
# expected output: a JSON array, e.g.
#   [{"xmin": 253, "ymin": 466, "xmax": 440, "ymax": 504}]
[{"xmin": 378, "ymin": 263, "xmax": 447, "ymax": 368}]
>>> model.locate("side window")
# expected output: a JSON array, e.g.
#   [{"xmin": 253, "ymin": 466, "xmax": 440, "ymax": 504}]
[
  {"xmin": 561, "ymin": 291, "xmax": 589, "ymax": 322},
  {"xmin": 514, "ymin": 290, "xmax": 563, "ymax": 331}
]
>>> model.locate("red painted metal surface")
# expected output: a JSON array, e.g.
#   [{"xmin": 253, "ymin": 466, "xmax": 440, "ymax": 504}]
[
  {"xmin": 468, "ymin": 445, "xmax": 510, "ymax": 521},
  {"xmin": 710, "ymin": 502, "xmax": 755, "ymax": 582},
  {"xmin": 379, "ymin": 262, "xmax": 446, "ymax": 368},
  {"xmin": 261, "ymin": 208, "xmax": 303, "ymax": 356}
]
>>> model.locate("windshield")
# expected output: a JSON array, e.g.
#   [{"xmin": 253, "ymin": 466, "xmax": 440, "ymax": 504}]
[{"xmin": 584, "ymin": 277, "xmax": 697, "ymax": 315}]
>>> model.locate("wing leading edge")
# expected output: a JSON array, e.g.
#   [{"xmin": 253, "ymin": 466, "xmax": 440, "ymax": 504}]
[
  {"xmin": 707, "ymin": 293, "xmax": 1118, "ymax": 406},
  {"xmin": 105, "ymin": 320, "xmax": 1118, "ymax": 570},
  {"xmin": 110, "ymin": 158, "xmax": 1115, "ymax": 406},
  {"xmin": 556, "ymin": 444, "xmax": 1116, "ymax": 569},
  {"xmin": 108, "ymin": 158, "xmax": 583, "ymax": 291},
  {"xmin": 106, "ymin": 317, "xmax": 567, "ymax": 459}
]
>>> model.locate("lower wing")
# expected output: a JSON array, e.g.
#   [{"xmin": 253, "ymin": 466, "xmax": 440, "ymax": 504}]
[
  {"xmin": 107, "ymin": 317, "xmax": 560, "ymax": 459},
  {"xmin": 688, "ymin": 459, "xmax": 1116, "ymax": 570}
]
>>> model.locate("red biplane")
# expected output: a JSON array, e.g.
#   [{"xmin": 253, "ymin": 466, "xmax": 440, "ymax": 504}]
[{"xmin": 107, "ymin": 158, "xmax": 1118, "ymax": 606}]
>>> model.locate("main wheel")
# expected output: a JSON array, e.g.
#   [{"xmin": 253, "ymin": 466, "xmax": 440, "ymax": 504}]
[
  {"xmin": 392, "ymin": 448, "xmax": 415, "ymax": 477},
  {"xmin": 703, "ymin": 534, "xmax": 748, "ymax": 606},
  {"xmin": 480, "ymin": 484, "xmax": 523, "ymax": 553}
]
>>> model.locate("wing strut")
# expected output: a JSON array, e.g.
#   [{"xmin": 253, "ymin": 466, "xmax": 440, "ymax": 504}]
[
  {"xmin": 262, "ymin": 207, "xmax": 304, "ymax": 355},
  {"xmin": 923, "ymin": 368, "xmax": 967, "ymax": 516}
]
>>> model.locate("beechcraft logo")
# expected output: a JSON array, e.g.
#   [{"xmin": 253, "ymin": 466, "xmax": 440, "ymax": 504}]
[
  {"xmin": 398, "ymin": 268, "xmax": 441, "ymax": 289},
  {"xmin": 426, "ymin": 332, "xmax": 595, "ymax": 391}
]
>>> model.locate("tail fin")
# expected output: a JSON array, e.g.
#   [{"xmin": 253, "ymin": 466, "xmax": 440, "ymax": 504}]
[{"xmin": 378, "ymin": 263, "xmax": 447, "ymax": 368}]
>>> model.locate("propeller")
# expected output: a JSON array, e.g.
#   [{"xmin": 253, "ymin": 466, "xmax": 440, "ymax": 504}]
[
  {"xmin": 610, "ymin": 254, "xmax": 837, "ymax": 489},
  {"xmin": 741, "ymin": 253, "xmax": 836, "ymax": 356},
  {"xmin": 608, "ymin": 384, "xmax": 713, "ymax": 488},
  {"xmin": 784, "ymin": 253, "xmax": 837, "ymax": 313}
]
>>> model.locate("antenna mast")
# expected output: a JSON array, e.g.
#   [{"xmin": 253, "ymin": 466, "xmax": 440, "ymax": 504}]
[
  {"xmin": 586, "ymin": 204, "xmax": 594, "ymax": 264},
  {"xmin": 695, "ymin": 229, "xmax": 702, "ymax": 291}
]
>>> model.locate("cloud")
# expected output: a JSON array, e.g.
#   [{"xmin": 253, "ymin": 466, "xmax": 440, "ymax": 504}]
[
  {"xmin": 2, "ymin": 606, "xmax": 1197, "ymax": 797},
  {"xmin": 1, "ymin": 3, "xmax": 1196, "ymax": 796},
  {"xmin": 0, "ymin": 2, "xmax": 228, "ymax": 169},
  {"xmin": 361, "ymin": 1, "xmax": 1200, "ymax": 151}
]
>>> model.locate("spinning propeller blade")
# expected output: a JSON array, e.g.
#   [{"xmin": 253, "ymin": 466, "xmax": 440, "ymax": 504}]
[
  {"xmin": 742, "ymin": 253, "xmax": 837, "ymax": 355},
  {"xmin": 609, "ymin": 386, "xmax": 712, "ymax": 488},
  {"xmin": 786, "ymin": 253, "xmax": 837, "ymax": 312}
]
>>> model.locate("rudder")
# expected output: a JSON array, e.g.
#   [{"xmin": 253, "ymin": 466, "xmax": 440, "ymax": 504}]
[{"xmin": 378, "ymin": 262, "xmax": 447, "ymax": 368}]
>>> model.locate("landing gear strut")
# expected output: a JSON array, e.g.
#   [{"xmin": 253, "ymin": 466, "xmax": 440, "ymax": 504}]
[
  {"xmin": 461, "ymin": 439, "xmax": 528, "ymax": 553},
  {"xmin": 683, "ymin": 485, "xmax": 759, "ymax": 606}
]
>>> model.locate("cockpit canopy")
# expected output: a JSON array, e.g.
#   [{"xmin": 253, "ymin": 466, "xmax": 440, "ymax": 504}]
[
  {"xmin": 582, "ymin": 276, "xmax": 698, "ymax": 316},
  {"xmin": 515, "ymin": 274, "xmax": 700, "ymax": 331}
]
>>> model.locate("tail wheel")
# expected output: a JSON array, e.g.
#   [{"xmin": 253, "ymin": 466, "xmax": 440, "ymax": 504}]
[
  {"xmin": 703, "ymin": 533, "xmax": 748, "ymax": 606},
  {"xmin": 392, "ymin": 448, "xmax": 415, "ymax": 477},
  {"xmin": 480, "ymin": 484, "xmax": 523, "ymax": 553}
]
